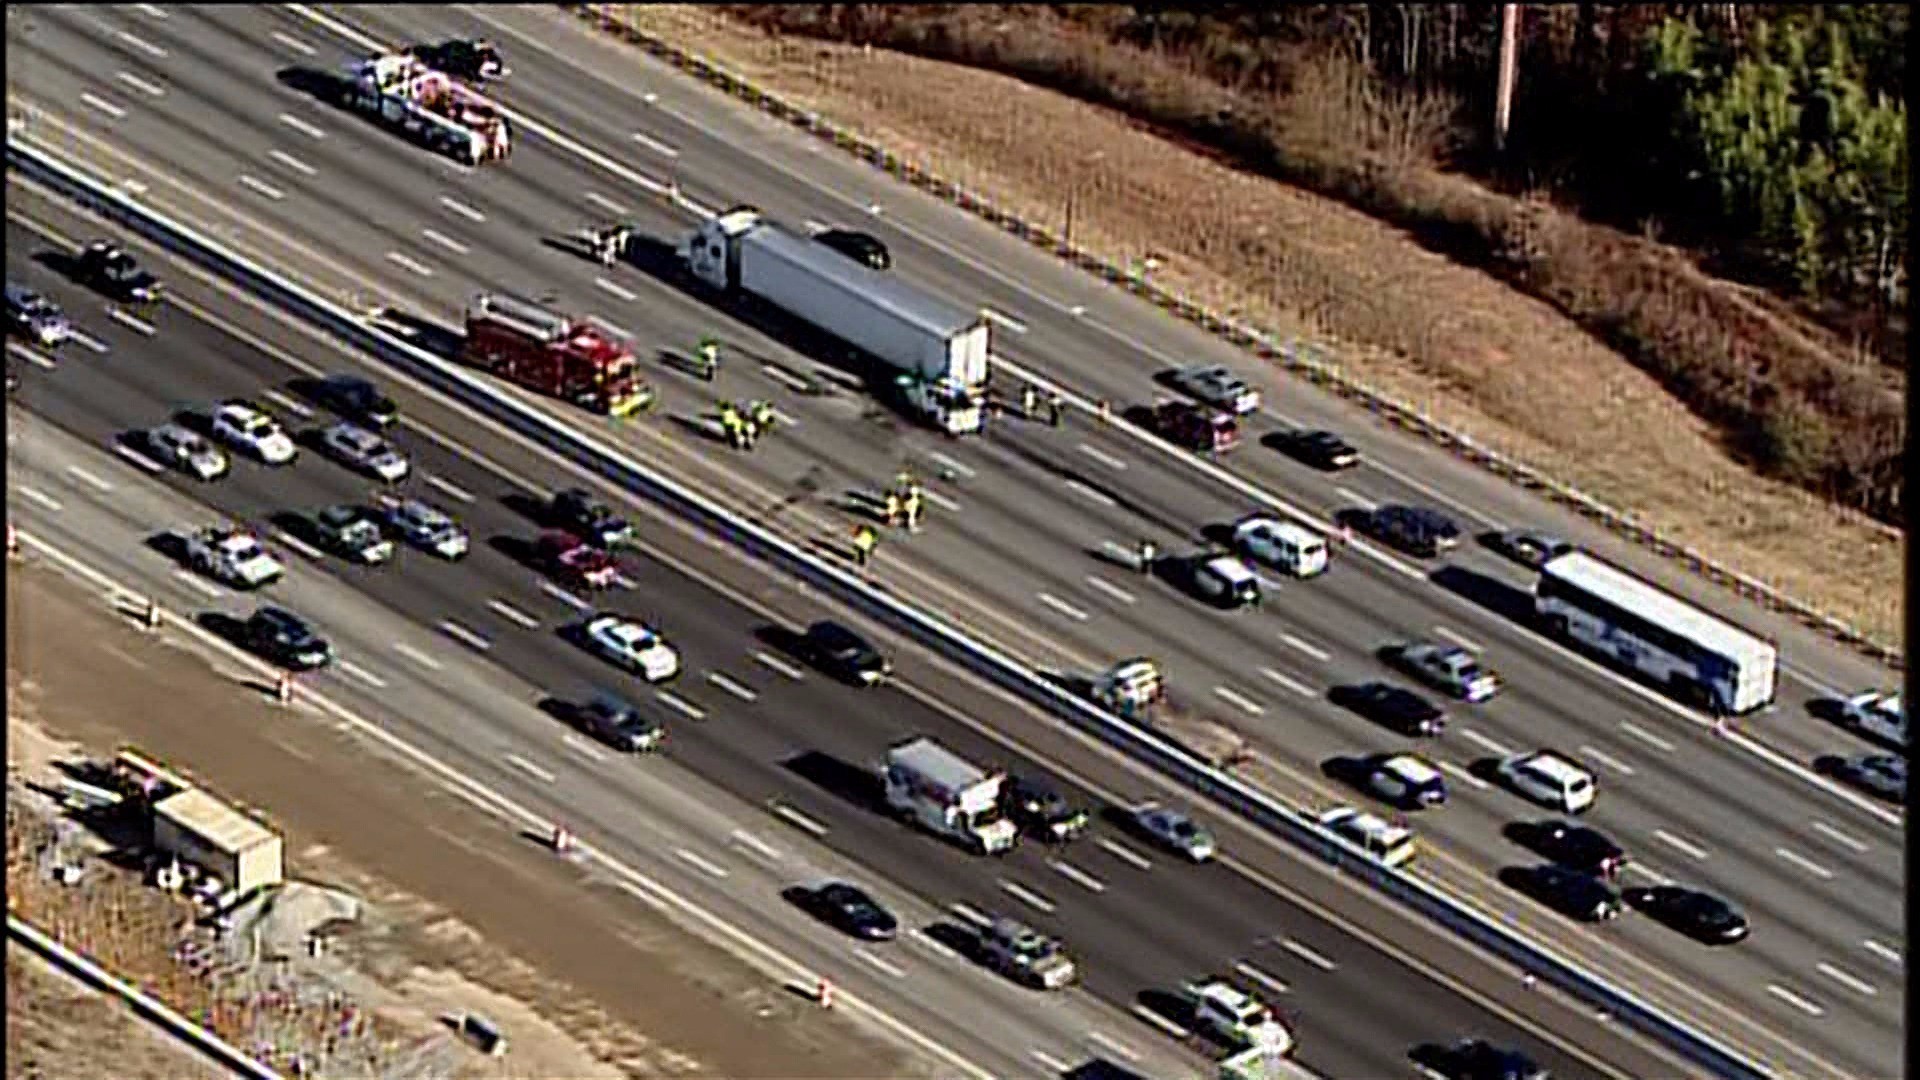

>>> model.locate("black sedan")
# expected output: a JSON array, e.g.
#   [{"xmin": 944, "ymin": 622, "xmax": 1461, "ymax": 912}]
[
  {"xmin": 814, "ymin": 228, "xmax": 891, "ymax": 270},
  {"xmin": 549, "ymin": 488, "xmax": 634, "ymax": 549},
  {"xmin": 240, "ymin": 606, "xmax": 334, "ymax": 671},
  {"xmin": 798, "ymin": 620, "xmax": 890, "ymax": 685},
  {"xmin": 1277, "ymin": 428, "xmax": 1360, "ymax": 470},
  {"xmin": 1507, "ymin": 820, "xmax": 1626, "ymax": 878},
  {"xmin": 1488, "ymin": 529, "xmax": 1573, "ymax": 569},
  {"xmin": 1624, "ymin": 885, "xmax": 1750, "ymax": 945},
  {"xmin": 1357, "ymin": 504, "xmax": 1460, "ymax": 557},
  {"xmin": 1411, "ymin": 1038, "xmax": 1549, "ymax": 1080},
  {"xmin": 798, "ymin": 882, "xmax": 898, "ymax": 941},
  {"xmin": 1500, "ymin": 864, "xmax": 1622, "ymax": 923},
  {"xmin": 1331, "ymin": 682, "xmax": 1445, "ymax": 737},
  {"xmin": 305, "ymin": 374, "xmax": 398, "ymax": 429},
  {"xmin": 573, "ymin": 692, "xmax": 665, "ymax": 753},
  {"xmin": 1005, "ymin": 776, "xmax": 1090, "ymax": 842},
  {"xmin": 74, "ymin": 241, "xmax": 161, "ymax": 304}
]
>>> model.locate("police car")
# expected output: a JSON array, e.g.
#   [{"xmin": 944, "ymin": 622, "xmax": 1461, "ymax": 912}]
[
  {"xmin": 378, "ymin": 497, "xmax": 469, "ymax": 560},
  {"xmin": 182, "ymin": 527, "xmax": 285, "ymax": 590},
  {"xmin": 582, "ymin": 614, "xmax": 681, "ymax": 683},
  {"xmin": 210, "ymin": 400, "xmax": 297, "ymax": 465}
]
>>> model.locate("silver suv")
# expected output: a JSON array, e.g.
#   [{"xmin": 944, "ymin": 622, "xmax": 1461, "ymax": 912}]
[{"xmin": 979, "ymin": 916, "xmax": 1077, "ymax": 990}]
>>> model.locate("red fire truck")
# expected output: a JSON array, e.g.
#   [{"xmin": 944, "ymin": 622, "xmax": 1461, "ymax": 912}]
[{"xmin": 460, "ymin": 293, "xmax": 652, "ymax": 417}]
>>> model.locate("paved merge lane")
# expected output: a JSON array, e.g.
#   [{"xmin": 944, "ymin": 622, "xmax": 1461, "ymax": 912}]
[
  {"xmin": 6, "ymin": 215, "xmax": 1674, "ymax": 1080},
  {"xmin": 5, "ymin": 8, "xmax": 1902, "ymax": 1076}
]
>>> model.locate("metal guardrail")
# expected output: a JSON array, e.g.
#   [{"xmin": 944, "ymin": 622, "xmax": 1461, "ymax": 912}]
[
  {"xmin": 8, "ymin": 138, "xmax": 1771, "ymax": 1080},
  {"xmin": 8, "ymin": 914, "xmax": 284, "ymax": 1080}
]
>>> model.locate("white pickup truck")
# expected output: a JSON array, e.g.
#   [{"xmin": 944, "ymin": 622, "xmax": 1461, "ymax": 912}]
[
  {"xmin": 183, "ymin": 527, "xmax": 284, "ymax": 590},
  {"xmin": 1182, "ymin": 979, "xmax": 1295, "ymax": 1056}
]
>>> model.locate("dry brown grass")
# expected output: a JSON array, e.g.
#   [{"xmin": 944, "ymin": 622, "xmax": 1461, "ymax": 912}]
[{"xmin": 587, "ymin": 4, "xmax": 1902, "ymax": 650}]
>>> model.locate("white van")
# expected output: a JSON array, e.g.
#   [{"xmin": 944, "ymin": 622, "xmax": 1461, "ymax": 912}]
[
  {"xmin": 1192, "ymin": 554, "xmax": 1261, "ymax": 609},
  {"xmin": 1233, "ymin": 517, "xmax": 1329, "ymax": 578}
]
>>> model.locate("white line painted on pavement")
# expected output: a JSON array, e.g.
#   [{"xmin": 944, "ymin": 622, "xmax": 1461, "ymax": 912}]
[
  {"xmin": 9, "ymin": 343, "xmax": 55, "ymax": 370},
  {"xmin": 1212, "ymin": 685, "xmax": 1266, "ymax": 716},
  {"xmin": 487, "ymin": 600, "xmax": 539, "ymax": 629},
  {"xmin": 674, "ymin": 847, "xmax": 730, "ymax": 879},
  {"xmin": 771, "ymin": 803, "xmax": 828, "ymax": 837},
  {"xmin": 1618, "ymin": 721, "xmax": 1675, "ymax": 753},
  {"xmin": 1280, "ymin": 633, "xmax": 1329, "ymax": 661},
  {"xmin": 1766, "ymin": 984, "xmax": 1825, "ymax": 1017},
  {"xmin": 1439, "ymin": 760, "xmax": 1488, "ymax": 790},
  {"xmin": 911, "ymin": 929, "xmax": 960, "ymax": 961},
  {"xmin": 238, "ymin": 174, "xmax": 286, "ymax": 201},
  {"xmin": 277, "ymin": 112, "xmax": 325, "ymax": 140},
  {"xmin": 1458, "ymin": 727, "xmax": 1510, "ymax": 756},
  {"xmin": 728, "ymin": 829, "xmax": 780, "ymax": 861},
  {"xmin": 1130, "ymin": 1004, "xmax": 1189, "ymax": 1039},
  {"xmin": 268, "ymin": 149, "xmax": 317, "ymax": 176},
  {"xmin": 948, "ymin": 902, "xmax": 990, "ymax": 926},
  {"xmin": 385, "ymin": 251, "xmax": 435, "ymax": 277},
  {"xmin": 1050, "ymin": 860, "xmax": 1105, "ymax": 893},
  {"xmin": 1082, "ymin": 576, "xmax": 1136, "ymax": 605},
  {"xmin": 503, "ymin": 753, "xmax": 556, "ymax": 783},
  {"xmin": 270, "ymin": 30, "xmax": 317, "ymax": 56},
  {"xmin": 656, "ymin": 690, "xmax": 705, "ymax": 720},
  {"xmin": 760, "ymin": 365, "xmax": 812, "ymax": 393},
  {"xmin": 1065, "ymin": 479, "xmax": 1116, "ymax": 507},
  {"xmin": 1078, "ymin": 442, "xmax": 1128, "ymax": 470},
  {"xmin": 1086, "ymin": 1031, "xmax": 1140, "ymax": 1063},
  {"xmin": 1334, "ymin": 485, "xmax": 1374, "ymax": 509},
  {"xmin": 1774, "ymin": 846, "xmax": 1834, "ymax": 880},
  {"xmin": 438, "ymin": 195, "xmax": 485, "ymax": 223},
  {"xmin": 1433, "ymin": 626, "xmax": 1485, "ymax": 652},
  {"xmin": 1000, "ymin": 880, "xmax": 1055, "ymax": 914},
  {"xmin": 390, "ymin": 642, "xmax": 442, "ymax": 671},
  {"xmin": 854, "ymin": 949, "xmax": 908, "ymax": 978},
  {"xmin": 1037, "ymin": 592, "xmax": 1090, "ymax": 622},
  {"xmin": 1816, "ymin": 962, "xmax": 1876, "ymax": 997},
  {"xmin": 71, "ymin": 331, "xmax": 110, "ymax": 354},
  {"xmin": 982, "ymin": 308, "xmax": 1028, "ymax": 334},
  {"xmin": 115, "ymin": 71, "xmax": 165, "ymax": 98},
  {"xmin": 1281, "ymin": 938, "xmax": 1337, "ymax": 971},
  {"xmin": 1233, "ymin": 962, "xmax": 1289, "ymax": 995},
  {"xmin": 260, "ymin": 389, "xmax": 312, "ymax": 417},
  {"xmin": 1579, "ymin": 744, "xmax": 1634, "ymax": 777},
  {"xmin": 171, "ymin": 570, "xmax": 221, "ymax": 598},
  {"xmin": 929, "ymin": 452, "xmax": 974, "ymax": 479},
  {"xmin": 64, "ymin": 465, "xmax": 113, "ymax": 493},
  {"xmin": 631, "ymin": 130, "xmax": 680, "ymax": 158},
  {"xmin": 541, "ymin": 583, "xmax": 590, "ymax": 610},
  {"xmin": 584, "ymin": 191, "xmax": 626, "ymax": 215},
  {"xmin": 108, "ymin": 309, "xmax": 155, "ymax": 336},
  {"xmin": 707, "ymin": 672, "xmax": 758, "ymax": 702},
  {"xmin": 923, "ymin": 489, "xmax": 961, "ymax": 513},
  {"xmin": 273, "ymin": 530, "xmax": 324, "ymax": 561},
  {"xmin": 110, "ymin": 444, "xmax": 163, "ymax": 476},
  {"xmin": 339, "ymin": 662, "xmax": 386, "ymax": 689},
  {"xmin": 1810, "ymin": 821, "xmax": 1868, "ymax": 853},
  {"xmin": 439, "ymin": 620, "xmax": 491, "ymax": 652},
  {"xmin": 1863, "ymin": 940, "xmax": 1902, "ymax": 966},
  {"xmin": 560, "ymin": 734, "xmax": 606, "ymax": 762},
  {"xmin": 1097, "ymin": 837, "xmax": 1151, "ymax": 870},
  {"xmin": 116, "ymin": 30, "xmax": 168, "ymax": 58},
  {"xmin": 595, "ymin": 276, "xmax": 637, "ymax": 302},
  {"xmin": 421, "ymin": 229, "xmax": 469, "ymax": 256},
  {"xmin": 1029, "ymin": 1050, "xmax": 1072, "ymax": 1074},
  {"xmin": 752, "ymin": 651, "xmax": 806, "ymax": 680},
  {"xmin": 1260, "ymin": 667, "xmax": 1315, "ymax": 698},
  {"xmin": 1655, "ymin": 829, "xmax": 1710, "ymax": 860},
  {"xmin": 422, "ymin": 473, "xmax": 474, "ymax": 502},
  {"xmin": 135, "ymin": 3, "xmax": 169, "ymax": 17}
]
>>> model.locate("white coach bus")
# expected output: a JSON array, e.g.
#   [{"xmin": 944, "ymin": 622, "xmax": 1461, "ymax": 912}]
[{"xmin": 1535, "ymin": 551, "xmax": 1778, "ymax": 716}]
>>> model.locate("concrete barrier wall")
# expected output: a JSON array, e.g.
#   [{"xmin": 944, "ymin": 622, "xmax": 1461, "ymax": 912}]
[{"xmin": 8, "ymin": 138, "xmax": 1769, "ymax": 1080}]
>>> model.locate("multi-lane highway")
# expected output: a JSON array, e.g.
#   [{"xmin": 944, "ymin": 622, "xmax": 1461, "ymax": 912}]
[
  {"xmin": 4, "ymin": 202, "xmax": 1684, "ymax": 1080},
  {"xmin": 6, "ymin": 6, "xmax": 1904, "ymax": 1077}
]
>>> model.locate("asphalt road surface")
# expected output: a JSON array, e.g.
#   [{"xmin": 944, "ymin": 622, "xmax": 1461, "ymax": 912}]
[
  {"xmin": 3, "ymin": 206, "xmax": 1689, "ymax": 1080},
  {"xmin": 6, "ymin": 6, "xmax": 1903, "ymax": 1077}
]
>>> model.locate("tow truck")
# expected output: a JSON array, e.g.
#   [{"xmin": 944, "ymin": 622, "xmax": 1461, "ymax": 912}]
[
  {"xmin": 1182, "ymin": 978, "xmax": 1295, "ymax": 1055},
  {"xmin": 1092, "ymin": 658, "xmax": 1249, "ymax": 769},
  {"xmin": 341, "ymin": 51, "xmax": 511, "ymax": 166},
  {"xmin": 461, "ymin": 293, "xmax": 653, "ymax": 417}
]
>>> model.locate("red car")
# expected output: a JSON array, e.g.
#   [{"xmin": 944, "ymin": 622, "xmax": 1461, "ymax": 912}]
[
  {"xmin": 1146, "ymin": 401, "xmax": 1239, "ymax": 453},
  {"xmin": 537, "ymin": 531, "xmax": 619, "ymax": 590}
]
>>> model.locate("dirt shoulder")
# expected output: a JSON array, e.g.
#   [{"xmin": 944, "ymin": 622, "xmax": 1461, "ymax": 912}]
[
  {"xmin": 578, "ymin": 5, "xmax": 1901, "ymax": 651},
  {"xmin": 5, "ymin": 559, "xmax": 911, "ymax": 1080},
  {"xmin": 6, "ymin": 947, "xmax": 226, "ymax": 1080}
]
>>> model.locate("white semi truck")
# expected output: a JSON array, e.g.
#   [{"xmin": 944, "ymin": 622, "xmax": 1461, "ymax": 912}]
[
  {"xmin": 881, "ymin": 737, "xmax": 1018, "ymax": 853},
  {"xmin": 683, "ymin": 207, "xmax": 990, "ymax": 435}
]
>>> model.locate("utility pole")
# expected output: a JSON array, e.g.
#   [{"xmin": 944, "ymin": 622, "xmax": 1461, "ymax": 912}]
[{"xmin": 1493, "ymin": 3, "xmax": 1520, "ymax": 153}]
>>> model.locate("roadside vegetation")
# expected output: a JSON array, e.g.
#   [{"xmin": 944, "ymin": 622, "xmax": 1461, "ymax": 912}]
[{"xmin": 719, "ymin": 4, "xmax": 1907, "ymax": 528}]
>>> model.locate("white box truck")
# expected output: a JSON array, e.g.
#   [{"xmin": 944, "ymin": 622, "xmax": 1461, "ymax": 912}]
[
  {"xmin": 881, "ymin": 737, "xmax": 1018, "ymax": 853},
  {"xmin": 683, "ymin": 207, "xmax": 990, "ymax": 435}
]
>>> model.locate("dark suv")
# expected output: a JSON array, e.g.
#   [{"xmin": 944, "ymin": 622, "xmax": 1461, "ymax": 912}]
[
  {"xmin": 1360, "ymin": 504, "xmax": 1460, "ymax": 557},
  {"xmin": 797, "ymin": 620, "xmax": 889, "ymax": 685},
  {"xmin": 241, "ymin": 606, "xmax": 335, "ymax": 671},
  {"xmin": 814, "ymin": 229, "xmax": 891, "ymax": 270}
]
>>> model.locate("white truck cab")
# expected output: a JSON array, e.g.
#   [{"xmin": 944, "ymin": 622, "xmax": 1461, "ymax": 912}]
[{"xmin": 882, "ymin": 737, "xmax": 1018, "ymax": 854}]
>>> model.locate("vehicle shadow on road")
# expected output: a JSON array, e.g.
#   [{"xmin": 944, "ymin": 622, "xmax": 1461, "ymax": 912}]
[
  {"xmin": 1428, "ymin": 564, "xmax": 1535, "ymax": 626},
  {"xmin": 364, "ymin": 309, "xmax": 464, "ymax": 362},
  {"xmin": 782, "ymin": 749, "xmax": 886, "ymax": 816}
]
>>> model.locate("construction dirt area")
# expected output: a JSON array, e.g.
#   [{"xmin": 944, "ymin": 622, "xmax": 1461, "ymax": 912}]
[
  {"xmin": 575, "ymin": 6, "xmax": 1902, "ymax": 651},
  {"xmin": 4, "ymin": 556, "xmax": 918, "ymax": 1080}
]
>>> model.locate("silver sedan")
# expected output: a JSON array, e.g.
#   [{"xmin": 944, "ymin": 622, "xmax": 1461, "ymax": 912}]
[
  {"xmin": 1168, "ymin": 364, "xmax": 1261, "ymax": 415},
  {"xmin": 1129, "ymin": 801, "xmax": 1217, "ymax": 862}
]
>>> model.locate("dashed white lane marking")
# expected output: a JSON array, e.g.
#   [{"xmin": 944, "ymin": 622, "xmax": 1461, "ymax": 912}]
[
  {"xmin": 1037, "ymin": 592, "xmax": 1090, "ymax": 622},
  {"xmin": 116, "ymin": 30, "xmax": 167, "ymax": 58},
  {"xmin": 503, "ymin": 752, "xmax": 556, "ymax": 783},
  {"xmin": 277, "ymin": 112, "xmax": 325, "ymax": 140},
  {"xmin": 929, "ymin": 452, "xmax": 974, "ymax": 479},
  {"xmin": 171, "ymin": 570, "xmax": 221, "ymax": 598},
  {"xmin": 1097, "ymin": 837, "xmax": 1152, "ymax": 870},
  {"xmin": 630, "ymin": 130, "xmax": 680, "ymax": 158},
  {"xmin": 1131, "ymin": 1004, "xmax": 1190, "ymax": 1039},
  {"xmin": 439, "ymin": 620, "xmax": 491, "ymax": 652},
  {"xmin": 80, "ymin": 92, "xmax": 127, "ymax": 120},
  {"xmin": 487, "ymin": 600, "xmax": 539, "ymax": 629},
  {"xmin": 752, "ymin": 651, "xmax": 806, "ymax": 680},
  {"xmin": 1029, "ymin": 1050, "xmax": 1073, "ymax": 1073},
  {"xmin": 1083, "ymin": 576, "xmax": 1136, "ymax": 605},
  {"xmin": 108, "ymin": 309, "xmax": 155, "ymax": 335},
  {"xmin": 1065, "ymin": 479, "xmax": 1116, "ymax": 507},
  {"xmin": 438, "ymin": 195, "xmax": 485, "ymax": 222},
  {"xmin": 385, "ymin": 251, "xmax": 435, "ymax": 277},
  {"xmin": 948, "ymin": 902, "xmax": 990, "ymax": 926},
  {"xmin": 1050, "ymin": 860, "xmax": 1105, "ymax": 893},
  {"xmin": 595, "ymin": 276, "xmax": 637, "ymax": 302},
  {"xmin": 12, "ymin": 345, "xmax": 56, "ymax": 370},
  {"xmin": 1439, "ymin": 760, "xmax": 1488, "ymax": 790},
  {"xmin": 1334, "ymin": 485, "xmax": 1374, "ymax": 509},
  {"xmin": 1816, "ymin": 962, "xmax": 1876, "ymax": 997},
  {"xmin": 854, "ymin": 949, "xmax": 908, "ymax": 979},
  {"xmin": 727, "ymin": 828, "xmax": 780, "ymax": 862},
  {"xmin": 1766, "ymin": 984, "xmax": 1825, "ymax": 1017},
  {"xmin": 1863, "ymin": 940, "xmax": 1903, "ymax": 966},
  {"xmin": 1281, "ymin": 938, "xmax": 1337, "ymax": 971},
  {"xmin": 64, "ymin": 465, "xmax": 113, "ymax": 493},
  {"xmin": 1000, "ymin": 880, "xmax": 1055, "ymax": 914},
  {"xmin": 1213, "ymin": 685, "xmax": 1266, "ymax": 716},
  {"xmin": 771, "ymin": 803, "xmax": 828, "ymax": 837},
  {"xmin": 1578, "ymin": 744, "xmax": 1635, "ymax": 777},
  {"xmin": 1655, "ymin": 829, "xmax": 1710, "ymax": 860},
  {"xmin": 656, "ymin": 690, "xmax": 705, "ymax": 720},
  {"xmin": 270, "ymin": 30, "xmax": 316, "ymax": 56},
  {"xmin": 1459, "ymin": 727, "xmax": 1510, "ymax": 756},
  {"xmin": 260, "ymin": 389, "xmax": 312, "ymax": 417},
  {"xmin": 421, "ymin": 229, "xmax": 469, "ymax": 256},
  {"xmin": 1619, "ymin": 721, "xmax": 1676, "ymax": 753},
  {"xmin": 238, "ymin": 174, "xmax": 286, "ymax": 201},
  {"xmin": 584, "ymin": 191, "xmax": 626, "ymax": 214},
  {"xmin": 339, "ymin": 660, "xmax": 386, "ymax": 686},
  {"xmin": 673, "ymin": 847, "xmax": 730, "ymax": 879},
  {"xmin": 422, "ymin": 473, "xmax": 474, "ymax": 502},
  {"xmin": 268, "ymin": 149, "xmax": 317, "ymax": 176},
  {"xmin": 1774, "ymin": 846, "xmax": 1834, "ymax": 880},
  {"xmin": 273, "ymin": 530, "xmax": 324, "ymax": 561},
  {"xmin": 611, "ymin": 571, "xmax": 640, "ymax": 591},
  {"xmin": 390, "ymin": 642, "xmax": 441, "ymax": 671},
  {"xmin": 1233, "ymin": 961, "xmax": 1289, "ymax": 995},
  {"xmin": 706, "ymin": 672, "xmax": 757, "ymax": 702},
  {"xmin": 911, "ymin": 929, "xmax": 960, "ymax": 961},
  {"xmin": 1280, "ymin": 633, "xmax": 1330, "ymax": 661},
  {"xmin": 1086, "ymin": 1032, "xmax": 1141, "ymax": 1064},
  {"xmin": 1432, "ymin": 626, "xmax": 1485, "ymax": 652},
  {"xmin": 1810, "ymin": 821, "xmax": 1868, "ymax": 853},
  {"xmin": 923, "ymin": 489, "xmax": 961, "ymax": 513},
  {"xmin": 559, "ymin": 733, "xmax": 606, "ymax": 762},
  {"xmin": 760, "ymin": 365, "xmax": 812, "ymax": 393},
  {"xmin": 71, "ymin": 331, "xmax": 110, "ymax": 354},
  {"xmin": 134, "ymin": 3, "xmax": 169, "ymax": 17},
  {"xmin": 982, "ymin": 308, "xmax": 1028, "ymax": 334},
  {"xmin": 541, "ymin": 583, "xmax": 590, "ymax": 610},
  {"xmin": 115, "ymin": 71, "xmax": 165, "ymax": 98},
  {"xmin": 1078, "ymin": 442, "xmax": 1128, "ymax": 470},
  {"xmin": 1260, "ymin": 667, "xmax": 1315, "ymax": 698}
]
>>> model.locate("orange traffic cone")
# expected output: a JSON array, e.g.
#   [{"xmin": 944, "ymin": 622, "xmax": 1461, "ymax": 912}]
[
  {"xmin": 274, "ymin": 673, "xmax": 294, "ymax": 706},
  {"xmin": 815, "ymin": 978, "xmax": 834, "ymax": 1009},
  {"xmin": 551, "ymin": 824, "xmax": 574, "ymax": 854}
]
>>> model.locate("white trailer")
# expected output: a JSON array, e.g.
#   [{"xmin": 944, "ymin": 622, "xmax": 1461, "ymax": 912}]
[
  {"xmin": 343, "ymin": 52, "xmax": 511, "ymax": 167},
  {"xmin": 683, "ymin": 207, "xmax": 990, "ymax": 435},
  {"xmin": 881, "ymin": 738, "xmax": 1018, "ymax": 853}
]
